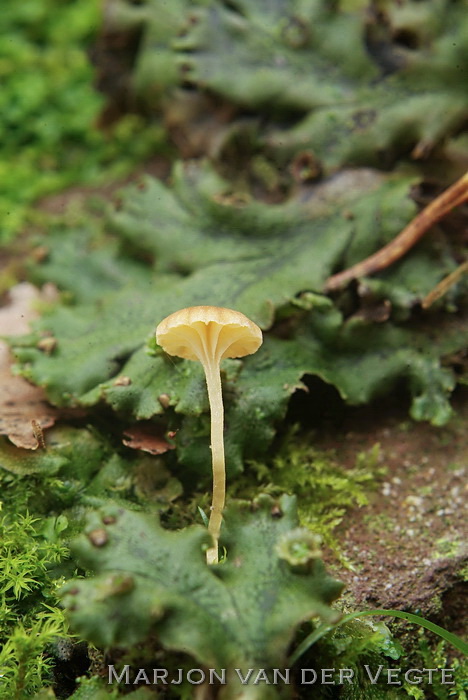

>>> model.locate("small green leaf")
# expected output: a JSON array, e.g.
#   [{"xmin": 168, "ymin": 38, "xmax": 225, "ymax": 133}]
[{"xmin": 197, "ymin": 505, "xmax": 209, "ymax": 527}]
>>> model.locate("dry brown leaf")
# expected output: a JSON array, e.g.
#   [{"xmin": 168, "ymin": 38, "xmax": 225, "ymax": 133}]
[
  {"xmin": 122, "ymin": 422, "xmax": 175, "ymax": 455},
  {"xmin": 0, "ymin": 283, "xmax": 59, "ymax": 449}
]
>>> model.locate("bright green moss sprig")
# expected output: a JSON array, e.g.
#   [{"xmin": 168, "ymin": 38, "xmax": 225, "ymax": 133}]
[
  {"xmin": 0, "ymin": 513, "xmax": 70, "ymax": 698},
  {"xmin": 0, "ymin": 614, "xmax": 67, "ymax": 700},
  {"xmin": 0, "ymin": 513, "xmax": 67, "ymax": 604},
  {"xmin": 240, "ymin": 435, "xmax": 384, "ymax": 555}
]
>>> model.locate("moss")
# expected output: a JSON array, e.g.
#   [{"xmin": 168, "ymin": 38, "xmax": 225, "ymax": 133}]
[
  {"xmin": 0, "ymin": 0, "xmax": 168, "ymax": 244},
  {"xmin": 0, "ymin": 513, "xmax": 71, "ymax": 698},
  {"xmin": 235, "ymin": 432, "xmax": 385, "ymax": 557},
  {"xmin": 410, "ymin": 633, "xmax": 468, "ymax": 699},
  {"xmin": 435, "ymin": 537, "xmax": 466, "ymax": 559}
]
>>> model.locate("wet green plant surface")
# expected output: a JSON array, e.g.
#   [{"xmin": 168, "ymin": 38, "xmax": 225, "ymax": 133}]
[{"xmin": 1, "ymin": 0, "xmax": 467, "ymax": 697}]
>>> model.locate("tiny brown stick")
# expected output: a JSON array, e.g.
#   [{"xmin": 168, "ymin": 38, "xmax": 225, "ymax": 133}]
[
  {"xmin": 421, "ymin": 260, "xmax": 468, "ymax": 309},
  {"xmin": 324, "ymin": 171, "xmax": 468, "ymax": 292}
]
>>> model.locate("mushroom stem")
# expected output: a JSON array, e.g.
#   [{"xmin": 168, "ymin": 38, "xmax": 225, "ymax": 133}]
[
  {"xmin": 156, "ymin": 306, "xmax": 262, "ymax": 566},
  {"xmin": 202, "ymin": 360, "xmax": 225, "ymax": 565}
]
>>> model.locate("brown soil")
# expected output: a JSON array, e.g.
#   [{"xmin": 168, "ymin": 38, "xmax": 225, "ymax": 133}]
[{"xmin": 316, "ymin": 391, "xmax": 467, "ymax": 639}]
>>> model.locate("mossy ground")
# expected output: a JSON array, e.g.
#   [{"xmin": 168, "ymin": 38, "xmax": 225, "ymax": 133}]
[
  {"xmin": 1, "ymin": 318, "xmax": 466, "ymax": 697},
  {"xmin": 0, "ymin": 160, "xmax": 466, "ymax": 696},
  {"xmin": 314, "ymin": 390, "xmax": 467, "ymax": 634},
  {"xmin": 1, "ymin": 1, "xmax": 467, "ymax": 696}
]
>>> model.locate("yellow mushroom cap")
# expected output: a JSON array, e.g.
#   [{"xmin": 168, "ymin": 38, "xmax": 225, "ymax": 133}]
[{"xmin": 156, "ymin": 306, "xmax": 262, "ymax": 364}]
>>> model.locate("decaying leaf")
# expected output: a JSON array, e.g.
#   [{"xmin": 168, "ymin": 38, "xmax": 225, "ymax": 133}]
[
  {"xmin": 0, "ymin": 283, "xmax": 44, "ymax": 336},
  {"xmin": 0, "ymin": 346, "xmax": 59, "ymax": 449},
  {"xmin": 0, "ymin": 284, "xmax": 59, "ymax": 449},
  {"xmin": 122, "ymin": 422, "xmax": 174, "ymax": 455}
]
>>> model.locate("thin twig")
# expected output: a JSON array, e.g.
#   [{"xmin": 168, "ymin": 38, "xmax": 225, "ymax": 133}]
[
  {"xmin": 324, "ymin": 171, "xmax": 468, "ymax": 292},
  {"xmin": 421, "ymin": 260, "xmax": 468, "ymax": 309}
]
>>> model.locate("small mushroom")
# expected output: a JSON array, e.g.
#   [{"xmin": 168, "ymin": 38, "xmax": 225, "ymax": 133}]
[{"xmin": 156, "ymin": 306, "xmax": 263, "ymax": 564}]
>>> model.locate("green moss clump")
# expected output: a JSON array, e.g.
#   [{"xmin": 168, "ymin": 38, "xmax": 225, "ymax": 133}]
[
  {"xmin": 240, "ymin": 435, "xmax": 384, "ymax": 555},
  {"xmin": 0, "ymin": 513, "xmax": 70, "ymax": 698},
  {"xmin": 0, "ymin": 0, "xmax": 167, "ymax": 244}
]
